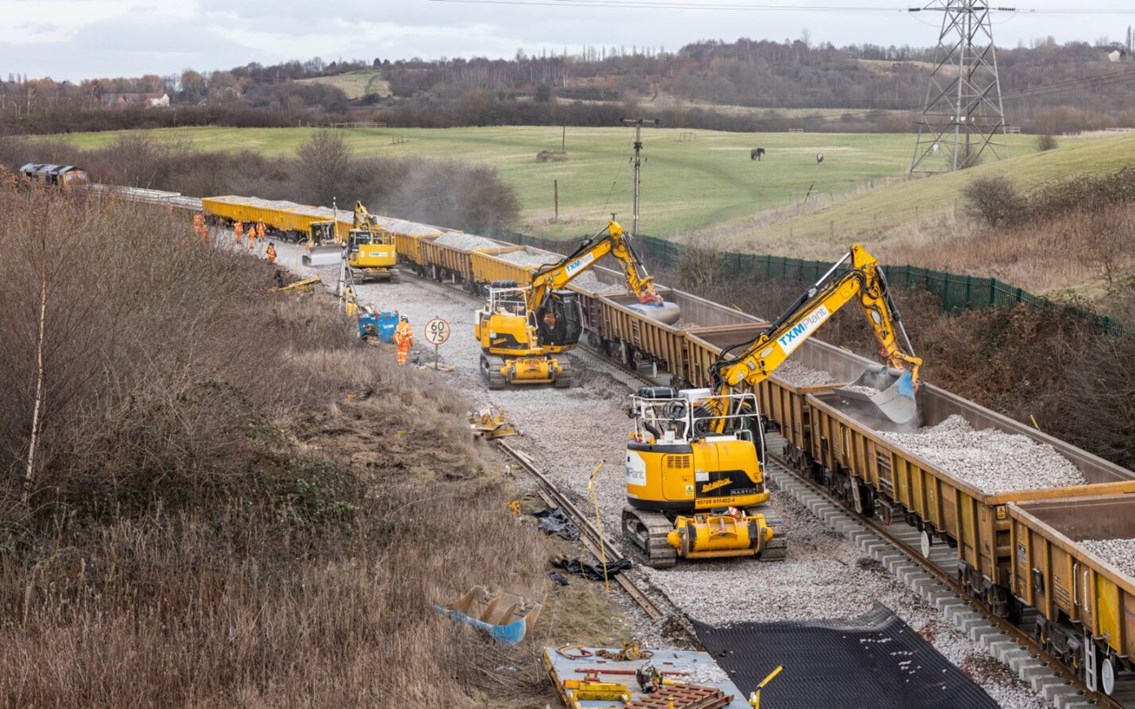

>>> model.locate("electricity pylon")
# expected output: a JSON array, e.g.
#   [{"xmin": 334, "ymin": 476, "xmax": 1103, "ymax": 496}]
[{"xmin": 910, "ymin": 0, "xmax": 1009, "ymax": 174}]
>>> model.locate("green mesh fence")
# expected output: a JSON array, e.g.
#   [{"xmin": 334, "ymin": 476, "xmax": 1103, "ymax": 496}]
[{"xmin": 497, "ymin": 231, "xmax": 1117, "ymax": 332}]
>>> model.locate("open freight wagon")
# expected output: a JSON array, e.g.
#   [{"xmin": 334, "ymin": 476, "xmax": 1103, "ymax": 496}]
[
  {"xmin": 798, "ymin": 377, "xmax": 1135, "ymax": 621},
  {"xmin": 1009, "ymin": 495, "xmax": 1135, "ymax": 699}
]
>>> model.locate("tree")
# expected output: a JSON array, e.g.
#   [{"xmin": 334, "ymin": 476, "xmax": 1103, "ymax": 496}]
[
  {"xmin": 180, "ymin": 69, "xmax": 206, "ymax": 104},
  {"xmin": 297, "ymin": 130, "xmax": 351, "ymax": 206}
]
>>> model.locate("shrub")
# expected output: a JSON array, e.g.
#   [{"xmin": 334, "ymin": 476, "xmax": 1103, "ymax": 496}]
[
  {"xmin": 962, "ymin": 175, "xmax": 1026, "ymax": 227},
  {"xmin": 1036, "ymin": 134, "xmax": 1059, "ymax": 151}
]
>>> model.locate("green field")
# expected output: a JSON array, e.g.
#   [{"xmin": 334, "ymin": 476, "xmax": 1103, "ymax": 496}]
[{"xmin": 61, "ymin": 126, "xmax": 1135, "ymax": 258}]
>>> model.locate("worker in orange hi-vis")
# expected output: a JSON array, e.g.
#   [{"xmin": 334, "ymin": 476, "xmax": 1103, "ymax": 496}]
[
  {"xmin": 248, "ymin": 229, "xmax": 256, "ymax": 250},
  {"xmin": 193, "ymin": 212, "xmax": 204, "ymax": 233},
  {"xmin": 256, "ymin": 219, "xmax": 266, "ymax": 241},
  {"xmin": 393, "ymin": 316, "xmax": 414, "ymax": 366},
  {"xmin": 234, "ymin": 221, "xmax": 244, "ymax": 242},
  {"xmin": 266, "ymin": 242, "xmax": 277, "ymax": 264}
]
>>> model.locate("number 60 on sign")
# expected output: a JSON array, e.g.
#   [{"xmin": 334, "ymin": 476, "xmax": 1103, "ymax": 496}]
[{"xmin": 424, "ymin": 317, "xmax": 450, "ymax": 345}]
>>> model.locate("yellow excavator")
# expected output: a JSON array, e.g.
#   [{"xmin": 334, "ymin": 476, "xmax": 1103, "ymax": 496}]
[
  {"xmin": 475, "ymin": 219, "xmax": 680, "ymax": 389},
  {"xmin": 622, "ymin": 244, "xmax": 923, "ymax": 568},
  {"xmin": 302, "ymin": 201, "xmax": 398, "ymax": 281}
]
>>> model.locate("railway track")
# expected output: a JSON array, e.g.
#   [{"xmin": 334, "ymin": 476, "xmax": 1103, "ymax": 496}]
[{"xmin": 496, "ymin": 439, "xmax": 666, "ymax": 622}]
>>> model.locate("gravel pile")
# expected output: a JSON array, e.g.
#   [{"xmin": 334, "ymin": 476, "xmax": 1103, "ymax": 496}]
[
  {"xmin": 880, "ymin": 415, "xmax": 1085, "ymax": 494},
  {"xmin": 1081, "ymin": 539, "xmax": 1135, "ymax": 579},
  {"xmin": 571, "ymin": 271, "xmax": 628, "ymax": 295},
  {"xmin": 842, "ymin": 384, "xmax": 882, "ymax": 395},
  {"xmin": 775, "ymin": 359, "xmax": 839, "ymax": 388},
  {"xmin": 263, "ymin": 246, "xmax": 1048, "ymax": 709},
  {"xmin": 498, "ymin": 251, "xmax": 560, "ymax": 267},
  {"xmin": 434, "ymin": 232, "xmax": 498, "ymax": 250}
]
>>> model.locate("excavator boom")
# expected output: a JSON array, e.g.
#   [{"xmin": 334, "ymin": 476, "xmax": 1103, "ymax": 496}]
[{"xmin": 712, "ymin": 244, "xmax": 920, "ymax": 425}]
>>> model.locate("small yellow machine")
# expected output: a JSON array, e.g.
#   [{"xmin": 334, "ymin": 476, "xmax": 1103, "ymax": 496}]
[
  {"xmin": 623, "ymin": 244, "xmax": 923, "ymax": 567},
  {"xmin": 303, "ymin": 201, "xmax": 397, "ymax": 281},
  {"xmin": 469, "ymin": 405, "xmax": 519, "ymax": 439},
  {"xmin": 474, "ymin": 219, "xmax": 679, "ymax": 389}
]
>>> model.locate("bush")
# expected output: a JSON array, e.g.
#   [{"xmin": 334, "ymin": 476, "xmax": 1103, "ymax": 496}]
[
  {"xmin": 963, "ymin": 175, "xmax": 1027, "ymax": 227},
  {"xmin": 1036, "ymin": 133, "xmax": 1059, "ymax": 151}
]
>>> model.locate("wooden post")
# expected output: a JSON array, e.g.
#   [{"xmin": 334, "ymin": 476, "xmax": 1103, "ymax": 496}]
[{"xmin": 554, "ymin": 180, "xmax": 559, "ymax": 223}]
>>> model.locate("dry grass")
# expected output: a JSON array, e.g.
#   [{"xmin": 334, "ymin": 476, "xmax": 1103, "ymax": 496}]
[
  {"xmin": 887, "ymin": 201, "xmax": 1135, "ymax": 299},
  {"xmin": 0, "ymin": 188, "xmax": 624, "ymax": 706}
]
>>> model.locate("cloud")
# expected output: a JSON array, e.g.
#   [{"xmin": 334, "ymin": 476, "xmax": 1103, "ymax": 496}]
[{"xmin": 3, "ymin": 0, "xmax": 1134, "ymax": 81}]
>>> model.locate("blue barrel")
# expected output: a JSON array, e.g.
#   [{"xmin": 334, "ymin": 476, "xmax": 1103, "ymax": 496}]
[{"xmin": 377, "ymin": 312, "xmax": 398, "ymax": 343}]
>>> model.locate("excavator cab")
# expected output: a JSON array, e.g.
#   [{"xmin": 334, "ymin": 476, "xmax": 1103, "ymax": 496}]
[{"xmin": 535, "ymin": 290, "xmax": 582, "ymax": 349}]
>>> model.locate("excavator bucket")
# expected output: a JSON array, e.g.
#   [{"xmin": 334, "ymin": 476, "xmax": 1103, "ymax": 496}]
[
  {"xmin": 837, "ymin": 364, "xmax": 920, "ymax": 430},
  {"xmin": 627, "ymin": 300, "xmax": 682, "ymax": 325},
  {"xmin": 301, "ymin": 245, "xmax": 343, "ymax": 268}
]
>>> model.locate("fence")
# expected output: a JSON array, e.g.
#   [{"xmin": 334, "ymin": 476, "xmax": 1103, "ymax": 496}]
[{"xmin": 495, "ymin": 229, "xmax": 1116, "ymax": 332}]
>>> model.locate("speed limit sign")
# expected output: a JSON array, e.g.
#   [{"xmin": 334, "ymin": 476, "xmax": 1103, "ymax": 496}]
[{"xmin": 424, "ymin": 317, "xmax": 451, "ymax": 345}]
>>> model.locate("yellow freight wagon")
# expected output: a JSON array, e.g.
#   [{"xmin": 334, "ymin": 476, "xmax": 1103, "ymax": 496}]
[
  {"xmin": 1009, "ymin": 495, "xmax": 1135, "ymax": 698},
  {"xmin": 201, "ymin": 196, "xmax": 352, "ymax": 242},
  {"xmin": 802, "ymin": 384, "xmax": 1135, "ymax": 621}
]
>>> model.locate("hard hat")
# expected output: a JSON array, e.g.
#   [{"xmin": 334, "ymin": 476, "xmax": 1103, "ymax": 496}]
[{"xmin": 401, "ymin": 316, "xmax": 409, "ymax": 322}]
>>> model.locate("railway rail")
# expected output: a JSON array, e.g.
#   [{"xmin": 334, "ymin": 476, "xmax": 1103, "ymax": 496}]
[{"xmin": 496, "ymin": 440, "xmax": 666, "ymax": 622}]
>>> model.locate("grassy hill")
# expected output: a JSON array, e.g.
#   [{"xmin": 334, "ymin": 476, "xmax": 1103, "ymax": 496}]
[{"xmin": 294, "ymin": 69, "xmax": 390, "ymax": 100}]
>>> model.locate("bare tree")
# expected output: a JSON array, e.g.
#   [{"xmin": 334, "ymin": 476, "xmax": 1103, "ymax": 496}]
[{"xmin": 297, "ymin": 130, "xmax": 351, "ymax": 207}]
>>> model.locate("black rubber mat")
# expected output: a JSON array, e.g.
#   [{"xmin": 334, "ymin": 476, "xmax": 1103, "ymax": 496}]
[{"xmin": 693, "ymin": 603, "xmax": 998, "ymax": 709}]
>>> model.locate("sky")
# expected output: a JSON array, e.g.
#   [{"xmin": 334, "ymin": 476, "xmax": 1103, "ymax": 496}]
[{"xmin": 3, "ymin": 0, "xmax": 1135, "ymax": 82}]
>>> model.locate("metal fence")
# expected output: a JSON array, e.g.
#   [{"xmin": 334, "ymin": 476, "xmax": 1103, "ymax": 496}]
[{"xmin": 497, "ymin": 229, "xmax": 1116, "ymax": 332}]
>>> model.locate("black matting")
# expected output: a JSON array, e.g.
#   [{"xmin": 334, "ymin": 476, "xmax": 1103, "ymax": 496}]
[{"xmin": 693, "ymin": 603, "xmax": 998, "ymax": 709}]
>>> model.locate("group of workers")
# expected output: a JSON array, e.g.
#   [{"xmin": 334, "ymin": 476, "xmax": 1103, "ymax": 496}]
[{"xmin": 192, "ymin": 214, "xmax": 276, "ymax": 263}]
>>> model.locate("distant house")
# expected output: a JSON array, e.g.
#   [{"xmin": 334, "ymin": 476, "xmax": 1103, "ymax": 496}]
[{"xmin": 99, "ymin": 92, "xmax": 170, "ymax": 108}]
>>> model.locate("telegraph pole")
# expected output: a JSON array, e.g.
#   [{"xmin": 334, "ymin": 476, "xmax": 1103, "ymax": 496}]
[
  {"xmin": 621, "ymin": 117, "xmax": 658, "ymax": 236},
  {"xmin": 909, "ymin": 0, "xmax": 1008, "ymax": 174}
]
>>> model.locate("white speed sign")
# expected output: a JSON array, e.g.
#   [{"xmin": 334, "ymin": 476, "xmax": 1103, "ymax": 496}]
[{"xmin": 424, "ymin": 317, "xmax": 451, "ymax": 345}]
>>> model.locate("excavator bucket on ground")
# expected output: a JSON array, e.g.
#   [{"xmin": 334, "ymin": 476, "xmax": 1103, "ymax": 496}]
[{"xmin": 837, "ymin": 364, "xmax": 920, "ymax": 431}]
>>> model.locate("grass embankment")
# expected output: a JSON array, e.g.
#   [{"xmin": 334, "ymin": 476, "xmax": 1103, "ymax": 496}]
[{"xmin": 0, "ymin": 190, "xmax": 624, "ymax": 705}]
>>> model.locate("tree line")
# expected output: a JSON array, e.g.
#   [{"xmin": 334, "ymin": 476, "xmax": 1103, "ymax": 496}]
[{"xmin": 3, "ymin": 36, "xmax": 1135, "ymax": 136}]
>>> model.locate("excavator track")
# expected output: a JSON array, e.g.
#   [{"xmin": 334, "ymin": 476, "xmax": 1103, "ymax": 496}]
[
  {"xmin": 481, "ymin": 354, "xmax": 507, "ymax": 390},
  {"xmin": 553, "ymin": 358, "xmax": 572, "ymax": 388},
  {"xmin": 748, "ymin": 511, "xmax": 788, "ymax": 562},
  {"xmin": 622, "ymin": 507, "xmax": 677, "ymax": 569}
]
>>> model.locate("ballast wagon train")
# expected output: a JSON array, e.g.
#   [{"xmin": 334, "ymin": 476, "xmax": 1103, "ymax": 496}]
[{"xmin": 97, "ymin": 184, "xmax": 1135, "ymax": 700}]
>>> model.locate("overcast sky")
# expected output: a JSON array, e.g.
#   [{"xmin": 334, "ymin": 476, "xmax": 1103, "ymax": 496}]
[{"xmin": 3, "ymin": 0, "xmax": 1135, "ymax": 82}]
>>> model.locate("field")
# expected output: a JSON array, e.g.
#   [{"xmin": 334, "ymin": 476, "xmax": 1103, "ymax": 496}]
[
  {"xmin": 294, "ymin": 69, "xmax": 390, "ymax": 99},
  {"xmin": 60, "ymin": 126, "xmax": 1135, "ymax": 275},
  {"xmin": 59, "ymin": 125, "xmax": 1032, "ymax": 239}
]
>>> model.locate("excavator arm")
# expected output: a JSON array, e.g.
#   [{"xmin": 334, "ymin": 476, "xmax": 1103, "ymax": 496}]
[
  {"xmin": 710, "ymin": 244, "xmax": 921, "ymax": 419},
  {"xmin": 526, "ymin": 220, "xmax": 663, "ymax": 314}
]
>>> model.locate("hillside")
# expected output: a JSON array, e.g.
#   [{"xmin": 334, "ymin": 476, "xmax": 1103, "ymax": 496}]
[{"xmin": 295, "ymin": 69, "xmax": 390, "ymax": 100}]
